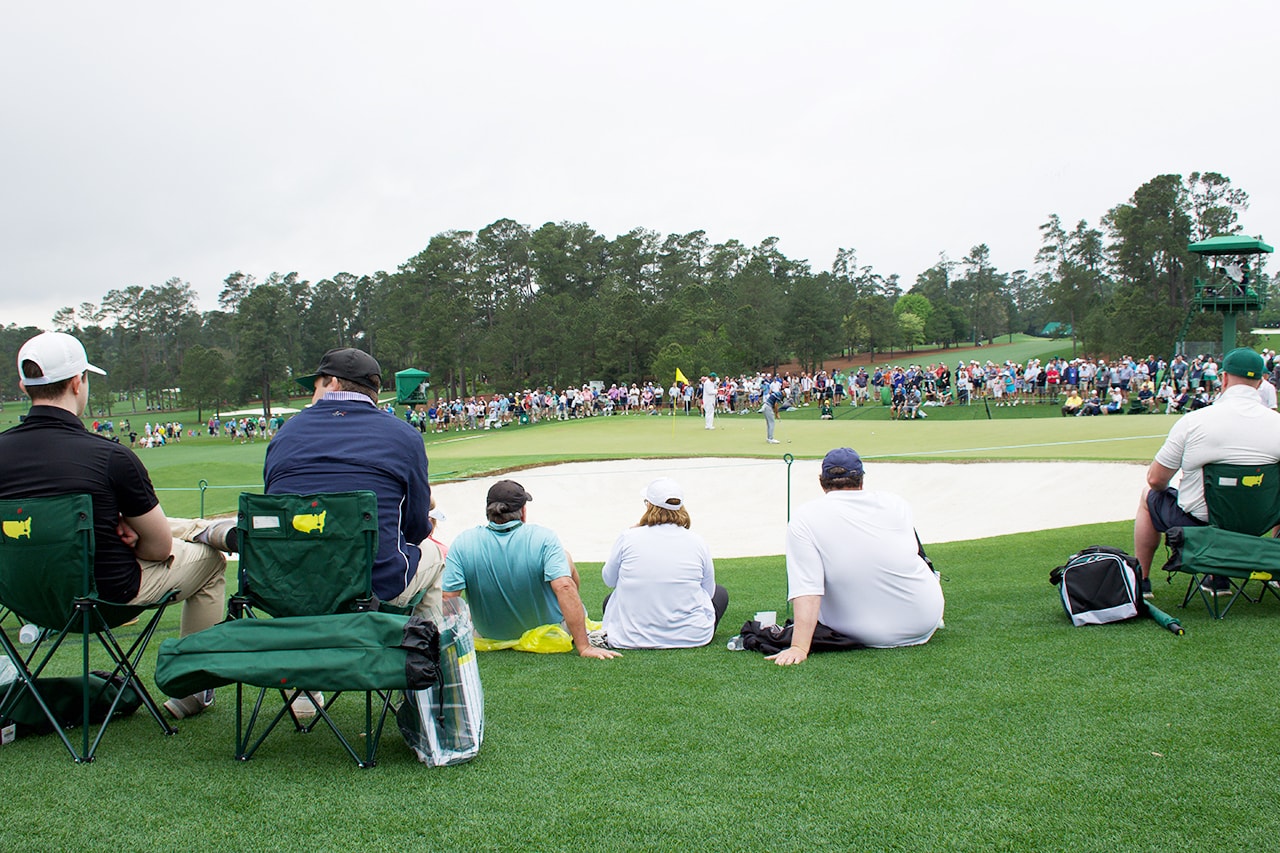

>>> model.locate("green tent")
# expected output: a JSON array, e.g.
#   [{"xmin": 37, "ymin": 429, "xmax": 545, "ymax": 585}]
[{"xmin": 394, "ymin": 368, "xmax": 431, "ymax": 405}]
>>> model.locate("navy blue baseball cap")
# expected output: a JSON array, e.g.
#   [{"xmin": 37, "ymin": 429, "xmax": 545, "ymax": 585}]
[{"xmin": 821, "ymin": 447, "xmax": 864, "ymax": 478}]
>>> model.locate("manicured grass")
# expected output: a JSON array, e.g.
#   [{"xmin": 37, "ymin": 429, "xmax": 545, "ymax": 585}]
[
  {"xmin": 6, "ymin": 520, "xmax": 1280, "ymax": 851},
  {"xmin": 107, "ymin": 401, "xmax": 1173, "ymax": 520},
  {"xmin": 7, "ymin": 333, "xmax": 1259, "ymax": 850}
]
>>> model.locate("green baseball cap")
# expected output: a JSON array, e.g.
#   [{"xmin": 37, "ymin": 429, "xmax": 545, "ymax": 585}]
[{"xmin": 1222, "ymin": 347, "xmax": 1265, "ymax": 380}]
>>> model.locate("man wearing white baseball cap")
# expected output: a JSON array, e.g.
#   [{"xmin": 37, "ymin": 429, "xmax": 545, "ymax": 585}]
[{"xmin": 1, "ymin": 332, "xmax": 228, "ymax": 719}]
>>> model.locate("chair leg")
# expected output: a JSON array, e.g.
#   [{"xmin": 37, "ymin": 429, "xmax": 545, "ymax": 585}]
[
  {"xmin": 1261, "ymin": 578, "xmax": 1280, "ymax": 605},
  {"xmin": 237, "ymin": 686, "xmax": 294, "ymax": 761},
  {"xmin": 93, "ymin": 606, "xmax": 177, "ymax": 738},
  {"xmin": 302, "ymin": 689, "xmax": 391, "ymax": 768},
  {"xmin": 0, "ymin": 625, "xmax": 88, "ymax": 763}
]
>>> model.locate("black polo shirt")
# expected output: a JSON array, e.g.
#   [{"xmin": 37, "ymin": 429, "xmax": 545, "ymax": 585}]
[{"xmin": 0, "ymin": 405, "xmax": 159, "ymax": 601}]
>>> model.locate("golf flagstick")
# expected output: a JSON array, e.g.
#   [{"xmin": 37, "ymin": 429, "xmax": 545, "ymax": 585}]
[{"xmin": 674, "ymin": 367, "xmax": 690, "ymax": 439}]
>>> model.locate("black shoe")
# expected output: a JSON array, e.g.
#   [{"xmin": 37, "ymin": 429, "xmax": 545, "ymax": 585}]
[{"xmin": 1139, "ymin": 577, "xmax": 1153, "ymax": 600}]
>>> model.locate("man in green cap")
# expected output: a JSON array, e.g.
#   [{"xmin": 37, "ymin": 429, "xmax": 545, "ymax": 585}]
[{"xmin": 1134, "ymin": 347, "xmax": 1280, "ymax": 596}]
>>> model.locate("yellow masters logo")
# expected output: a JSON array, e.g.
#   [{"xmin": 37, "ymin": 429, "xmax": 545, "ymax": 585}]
[
  {"xmin": 3, "ymin": 517, "xmax": 32, "ymax": 539},
  {"xmin": 1242, "ymin": 474, "xmax": 1265, "ymax": 487},
  {"xmin": 291, "ymin": 510, "xmax": 327, "ymax": 534}
]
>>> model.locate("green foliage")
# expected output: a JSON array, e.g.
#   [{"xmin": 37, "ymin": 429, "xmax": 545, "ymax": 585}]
[
  {"xmin": 897, "ymin": 312, "xmax": 925, "ymax": 350},
  {"xmin": 14, "ymin": 170, "xmax": 1262, "ymax": 402},
  {"xmin": 179, "ymin": 345, "xmax": 228, "ymax": 422},
  {"xmin": 893, "ymin": 291, "xmax": 933, "ymax": 323}
]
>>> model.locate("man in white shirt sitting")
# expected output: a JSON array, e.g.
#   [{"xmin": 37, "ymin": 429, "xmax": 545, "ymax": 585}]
[
  {"xmin": 1134, "ymin": 347, "xmax": 1280, "ymax": 596},
  {"xmin": 768, "ymin": 448, "xmax": 945, "ymax": 665}
]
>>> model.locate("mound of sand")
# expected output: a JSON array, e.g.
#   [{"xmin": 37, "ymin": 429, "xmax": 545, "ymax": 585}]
[{"xmin": 429, "ymin": 458, "xmax": 1145, "ymax": 561}]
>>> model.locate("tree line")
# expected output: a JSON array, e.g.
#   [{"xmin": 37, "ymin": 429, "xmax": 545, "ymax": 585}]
[{"xmin": 1, "ymin": 171, "xmax": 1268, "ymax": 419}]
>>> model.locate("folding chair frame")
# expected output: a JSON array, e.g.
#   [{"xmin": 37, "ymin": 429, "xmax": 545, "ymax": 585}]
[
  {"xmin": 234, "ymin": 685, "xmax": 396, "ymax": 768},
  {"xmin": 228, "ymin": 491, "xmax": 392, "ymax": 768},
  {"xmin": 1162, "ymin": 462, "xmax": 1280, "ymax": 620},
  {"xmin": 1173, "ymin": 564, "xmax": 1280, "ymax": 619},
  {"xmin": 0, "ymin": 494, "xmax": 178, "ymax": 763}
]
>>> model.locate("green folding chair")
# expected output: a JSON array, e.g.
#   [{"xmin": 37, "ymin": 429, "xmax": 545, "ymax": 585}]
[
  {"xmin": 1164, "ymin": 462, "xmax": 1280, "ymax": 618},
  {"xmin": 0, "ymin": 494, "xmax": 178, "ymax": 762},
  {"xmin": 228, "ymin": 491, "xmax": 397, "ymax": 767}
]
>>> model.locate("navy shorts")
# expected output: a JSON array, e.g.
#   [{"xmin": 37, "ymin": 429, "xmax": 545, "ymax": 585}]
[{"xmin": 1146, "ymin": 488, "xmax": 1207, "ymax": 533}]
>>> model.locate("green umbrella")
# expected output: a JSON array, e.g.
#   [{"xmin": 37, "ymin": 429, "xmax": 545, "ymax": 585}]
[{"xmin": 1147, "ymin": 602, "xmax": 1185, "ymax": 636}]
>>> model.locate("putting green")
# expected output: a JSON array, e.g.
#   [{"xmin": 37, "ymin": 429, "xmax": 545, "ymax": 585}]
[{"xmin": 133, "ymin": 409, "xmax": 1169, "ymax": 519}]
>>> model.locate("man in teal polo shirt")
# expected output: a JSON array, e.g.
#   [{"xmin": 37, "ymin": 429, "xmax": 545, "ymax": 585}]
[{"xmin": 442, "ymin": 480, "xmax": 618, "ymax": 660}]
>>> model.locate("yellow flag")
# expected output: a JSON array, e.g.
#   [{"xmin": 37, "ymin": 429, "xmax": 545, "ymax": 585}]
[{"xmin": 675, "ymin": 367, "xmax": 689, "ymax": 385}]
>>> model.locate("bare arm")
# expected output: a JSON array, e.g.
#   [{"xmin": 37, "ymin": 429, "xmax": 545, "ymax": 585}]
[
  {"xmin": 550, "ymin": 576, "xmax": 619, "ymax": 660},
  {"xmin": 766, "ymin": 595, "xmax": 821, "ymax": 666},
  {"xmin": 1146, "ymin": 461, "xmax": 1178, "ymax": 492},
  {"xmin": 119, "ymin": 505, "xmax": 173, "ymax": 563}
]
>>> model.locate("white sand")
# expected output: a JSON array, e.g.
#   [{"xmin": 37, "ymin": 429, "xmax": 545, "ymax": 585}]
[{"xmin": 429, "ymin": 458, "xmax": 1146, "ymax": 561}]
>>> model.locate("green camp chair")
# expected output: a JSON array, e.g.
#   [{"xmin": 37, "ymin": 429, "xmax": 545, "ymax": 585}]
[
  {"xmin": 0, "ymin": 494, "xmax": 178, "ymax": 762},
  {"xmin": 228, "ymin": 490, "xmax": 397, "ymax": 767},
  {"xmin": 1165, "ymin": 462, "xmax": 1280, "ymax": 618}
]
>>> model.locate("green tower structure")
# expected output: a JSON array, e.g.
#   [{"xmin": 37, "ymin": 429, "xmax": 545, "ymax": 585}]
[{"xmin": 1187, "ymin": 234, "xmax": 1273, "ymax": 353}]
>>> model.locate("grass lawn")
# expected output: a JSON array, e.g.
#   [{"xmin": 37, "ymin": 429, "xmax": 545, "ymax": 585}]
[
  {"xmin": 7, "ymin": 333, "xmax": 1273, "ymax": 851},
  {"xmin": 5, "ymin": 521, "xmax": 1280, "ymax": 851}
]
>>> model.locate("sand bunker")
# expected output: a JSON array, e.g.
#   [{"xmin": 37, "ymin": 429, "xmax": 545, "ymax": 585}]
[{"xmin": 429, "ymin": 458, "xmax": 1146, "ymax": 561}]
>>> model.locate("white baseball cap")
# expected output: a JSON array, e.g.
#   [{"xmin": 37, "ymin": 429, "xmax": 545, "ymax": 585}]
[
  {"xmin": 642, "ymin": 477, "xmax": 685, "ymax": 511},
  {"xmin": 18, "ymin": 332, "xmax": 106, "ymax": 385}
]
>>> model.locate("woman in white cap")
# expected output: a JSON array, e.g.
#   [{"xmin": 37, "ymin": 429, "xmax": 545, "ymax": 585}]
[{"xmin": 600, "ymin": 478, "xmax": 728, "ymax": 649}]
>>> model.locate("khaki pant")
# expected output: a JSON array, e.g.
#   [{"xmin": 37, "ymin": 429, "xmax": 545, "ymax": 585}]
[
  {"xmin": 129, "ymin": 518, "xmax": 227, "ymax": 637},
  {"xmin": 387, "ymin": 538, "xmax": 445, "ymax": 624}
]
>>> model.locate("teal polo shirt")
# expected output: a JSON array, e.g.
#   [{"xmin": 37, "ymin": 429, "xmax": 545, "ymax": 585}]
[{"xmin": 443, "ymin": 520, "xmax": 572, "ymax": 641}]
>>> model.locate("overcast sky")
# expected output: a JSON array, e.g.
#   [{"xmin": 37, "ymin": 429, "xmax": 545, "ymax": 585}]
[{"xmin": 3, "ymin": 1, "xmax": 1276, "ymax": 330}]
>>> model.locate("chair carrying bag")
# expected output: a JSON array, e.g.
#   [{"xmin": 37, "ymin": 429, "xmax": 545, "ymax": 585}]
[{"xmin": 155, "ymin": 612, "xmax": 439, "ymax": 697}]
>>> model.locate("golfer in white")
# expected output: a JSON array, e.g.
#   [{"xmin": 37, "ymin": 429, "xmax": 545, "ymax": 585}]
[{"xmin": 702, "ymin": 373, "xmax": 718, "ymax": 430}]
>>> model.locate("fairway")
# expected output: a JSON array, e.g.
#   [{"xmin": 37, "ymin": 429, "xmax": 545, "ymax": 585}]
[{"xmin": 132, "ymin": 410, "xmax": 1169, "ymax": 519}]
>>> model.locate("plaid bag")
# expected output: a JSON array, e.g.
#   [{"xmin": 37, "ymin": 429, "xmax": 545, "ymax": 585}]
[{"xmin": 397, "ymin": 596, "xmax": 484, "ymax": 766}]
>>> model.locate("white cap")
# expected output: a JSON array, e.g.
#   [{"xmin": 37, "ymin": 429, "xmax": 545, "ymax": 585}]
[
  {"xmin": 18, "ymin": 332, "xmax": 106, "ymax": 385},
  {"xmin": 642, "ymin": 477, "xmax": 684, "ymax": 511}
]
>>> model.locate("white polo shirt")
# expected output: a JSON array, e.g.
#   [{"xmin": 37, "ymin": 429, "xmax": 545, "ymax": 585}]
[
  {"xmin": 1258, "ymin": 380, "xmax": 1277, "ymax": 411},
  {"xmin": 601, "ymin": 524, "xmax": 716, "ymax": 649},
  {"xmin": 785, "ymin": 489, "xmax": 944, "ymax": 648},
  {"xmin": 1155, "ymin": 383, "xmax": 1280, "ymax": 519}
]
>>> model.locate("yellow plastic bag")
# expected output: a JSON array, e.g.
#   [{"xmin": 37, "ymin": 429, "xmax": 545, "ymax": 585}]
[{"xmin": 474, "ymin": 620, "xmax": 602, "ymax": 654}]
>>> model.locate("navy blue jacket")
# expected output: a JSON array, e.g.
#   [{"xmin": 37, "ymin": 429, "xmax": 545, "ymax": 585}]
[{"xmin": 264, "ymin": 395, "xmax": 431, "ymax": 601}]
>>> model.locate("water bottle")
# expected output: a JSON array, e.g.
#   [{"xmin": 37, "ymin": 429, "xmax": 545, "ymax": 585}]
[
  {"xmin": 726, "ymin": 635, "xmax": 745, "ymax": 651},
  {"xmin": 19, "ymin": 624, "xmax": 40, "ymax": 644},
  {"xmin": 0, "ymin": 655, "xmax": 16, "ymax": 687}
]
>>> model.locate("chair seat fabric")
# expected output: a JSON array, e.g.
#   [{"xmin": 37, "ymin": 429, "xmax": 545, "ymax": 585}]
[{"xmin": 155, "ymin": 612, "xmax": 439, "ymax": 697}]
